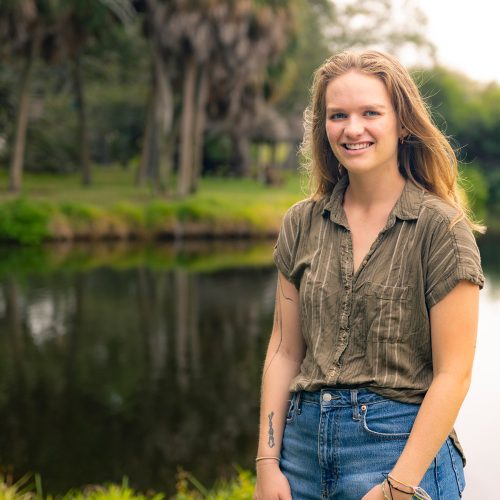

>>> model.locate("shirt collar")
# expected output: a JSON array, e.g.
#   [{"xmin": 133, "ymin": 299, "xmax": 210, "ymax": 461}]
[{"xmin": 322, "ymin": 174, "xmax": 425, "ymax": 229}]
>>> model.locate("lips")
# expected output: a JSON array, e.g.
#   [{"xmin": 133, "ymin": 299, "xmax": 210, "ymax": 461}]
[{"xmin": 343, "ymin": 142, "xmax": 373, "ymax": 150}]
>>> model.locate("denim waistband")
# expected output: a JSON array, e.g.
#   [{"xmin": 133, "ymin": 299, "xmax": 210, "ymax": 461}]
[{"xmin": 297, "ymin": 387, "xmax": 392, "ymax": 407}]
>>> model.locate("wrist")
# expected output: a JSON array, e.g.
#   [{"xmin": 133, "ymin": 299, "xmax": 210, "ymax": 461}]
[
  {"xmin": 386, "ymin": 474, "xmax": 432, "ymax": 500},
  {"xmin": 255, "ymin": 456, "xmax": 281, "ymax": 469},
  {"xmin": 255, "ymin": 461, "xmax": 281, "ymax": 473}
]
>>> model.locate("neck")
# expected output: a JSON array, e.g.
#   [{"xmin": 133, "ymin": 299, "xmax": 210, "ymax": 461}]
[{"xmin": 343, "ymin": 169, "xmax": 406, "ymax": 212}]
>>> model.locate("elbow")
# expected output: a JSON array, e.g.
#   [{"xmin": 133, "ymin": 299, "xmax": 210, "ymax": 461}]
[{"xmin": 434, "ymin": 369, "xmax": 472, "ymax": 397}]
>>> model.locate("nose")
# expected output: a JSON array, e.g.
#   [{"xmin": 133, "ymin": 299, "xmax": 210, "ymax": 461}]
[{"xmin": 344, "ymin": 116, "xmax": 364, "ymax": 138}]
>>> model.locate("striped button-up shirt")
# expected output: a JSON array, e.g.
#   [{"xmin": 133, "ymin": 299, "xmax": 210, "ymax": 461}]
[
  {"xmin": 274, "ymin": 173, "xmax": 484, "ymax": 396},
  {"xmin": 274, "ymin": 174, "xmax": 484, "ymax": 459}
]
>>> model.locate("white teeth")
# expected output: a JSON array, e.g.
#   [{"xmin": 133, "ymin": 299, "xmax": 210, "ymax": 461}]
[{"xmin": 344, "ymin": 143, "xmax": 371, "ymax": 150}]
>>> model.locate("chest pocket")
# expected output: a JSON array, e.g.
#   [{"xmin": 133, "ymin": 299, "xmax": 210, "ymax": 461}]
[{"xmin": 364, "ymin": 282, "xmax": 411, "ymax": 343}]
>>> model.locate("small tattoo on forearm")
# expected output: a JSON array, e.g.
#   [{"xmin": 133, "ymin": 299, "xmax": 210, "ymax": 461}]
[{"xmin": 268, "ymin": 411, "xmax": 275, "ymax": 448}]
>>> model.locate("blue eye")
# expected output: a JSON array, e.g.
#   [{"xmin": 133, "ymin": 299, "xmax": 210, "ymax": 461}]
[
  {"xmin": 330, "ymin": 112, "xmax": 347, "ymax": 120},
  {"xmin": 365, "ymin": 110, "xmax": 379, "ymax": 116}
]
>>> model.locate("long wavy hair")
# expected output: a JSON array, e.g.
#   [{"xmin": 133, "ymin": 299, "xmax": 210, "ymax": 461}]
[{"xmin": 300, "ymin": 49, "xmax": 485, "ymax": 233}]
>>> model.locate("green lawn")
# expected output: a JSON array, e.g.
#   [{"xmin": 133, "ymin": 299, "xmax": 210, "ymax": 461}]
[
  {"xmin": 0, "ymin": 168, "xmax": 305, "ymax": 207},
  {"xmin": 0, "ymin": 168, "xmax": 307, "ymax": 244}
]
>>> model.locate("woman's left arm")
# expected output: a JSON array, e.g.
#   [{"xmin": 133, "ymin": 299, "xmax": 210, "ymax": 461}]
[{"xmin": 363, "ymin": 279, "xmax": 480, "ymax": 499}]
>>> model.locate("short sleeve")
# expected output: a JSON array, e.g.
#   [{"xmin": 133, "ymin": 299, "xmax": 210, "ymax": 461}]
[
  {"xmin": 273, "ymin": 202, "xmax": 303, "ymax": 288},
  {"xmin": 425, "ymin": 216, "xmax": 484, "ymax": 309}
]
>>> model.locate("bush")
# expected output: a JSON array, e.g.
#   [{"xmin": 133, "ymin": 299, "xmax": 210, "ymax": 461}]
[
  {"xmin": 459, "ymin": 164, "xmax": 489, "ymax": 221},
  {"xmin": 0, "ymin": 470, "xmax": 256, "ymax": 499},
  {"xmin": 173, "ymin": 469, "xmax": 255, "ymax": 500},
  {"xmin": 0, "ymin": 198, "xmax": 51, "ymax": 244}
]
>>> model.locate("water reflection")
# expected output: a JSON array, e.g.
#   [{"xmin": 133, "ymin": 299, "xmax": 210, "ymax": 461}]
[
  {"xmin": 0, "ymin": 242, "xmax": 276, "ymax": 495},
  {"xmin": 0, "ymin": 234, "xmax": 498, "ymax": 497}
]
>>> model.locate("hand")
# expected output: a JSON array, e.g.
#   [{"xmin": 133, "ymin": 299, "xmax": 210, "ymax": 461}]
[
  {"xmin": 361, "ymin": 483, "xmax": 385, "ymax": 500},
  {"xmin": 362, "ymin": 482, "xmax": 414, "ymax": 500},
  {"xmin": 253, "ymin": 461, "xmax": 292, "ymax": 500}
]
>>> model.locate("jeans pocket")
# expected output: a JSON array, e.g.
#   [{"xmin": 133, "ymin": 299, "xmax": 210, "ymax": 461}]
[
  {"xmin": 446, "ymin": 438, "xmax": 466, "ymax": 496},
  {"xmin": 360, "ymin": 400, "xmax": 416, "ymax": 439}
]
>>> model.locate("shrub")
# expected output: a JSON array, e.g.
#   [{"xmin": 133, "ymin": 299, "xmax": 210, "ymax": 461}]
[{"xmin": 0, "ymin": 198, "xmax": 51, "ymax": 245}]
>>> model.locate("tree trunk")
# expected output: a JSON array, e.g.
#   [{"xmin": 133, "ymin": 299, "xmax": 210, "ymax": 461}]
[
  {"xmin": 284, "ymin": 139, "xmax": 300, "ymax": 170},
  {"xmin": 230, "ymin": 134, "xmax": 250, "ymax": 177},
  {"xmin": 73, "ymin": 53, "xmax": 92, "ymax": 186},
  {"xmin": 191, "ymin": 64, "xmax": 209, "ymax": 193},
  {"xmin": 137, "ymin": 86, "xmax": 157, "ymax": 186},
  {"xmin": 137, "ymin": 40, "xmax": 174, "ymax": 190},
  {"xmin": 153, "ymin": 46, "xmax": 174, "ymax": 192},
  {"xmin": 9, "ymin": 39, "xmax": 37, "ymax": 193},
  {"xmin": 177, "ymin": 55, "xmax": 197, "ymax": 197}
]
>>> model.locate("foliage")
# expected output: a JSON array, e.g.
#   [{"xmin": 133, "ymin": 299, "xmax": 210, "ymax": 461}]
[
  {"xmin": 416, "ymin": 67, "xmax": 500, "ymax": 167},
  {"xmin": 173, "ymin": 468, "xmax": 255, "ymax": 500},
  {"xmin": 0, "ymin": 474, "xmax": 35, "ymax": 500},
  {"xmin": 0, "ymin": 471, "xmax": 256, "ymax": 499},
  {"xmin": 0, "ymin": 168, "xmax": 303, "ymax": 244},
  {"xmin": 0, "ymin": 197, "xmax": 52, "ymax": 244},
  {"xmin": 410, "ymin": 67, "xmax": 500, "ymax": 215},
  {"xmin": 459, "ymin": 164, "xmax": 489, "ymax": 222},
  {"xmin": 0, "ymin": 163, "xmax": 491, "ymax": 244},
  {"xmin": 0, "ymin": 0, "xmax": 437, "ymax": 193},
  {"xmin": 62, "ymin": 478, "xmax": 164, "ymax": 500},
  {"xmin": 0, "ymin": 476, "xmax": 164, "ymax": 500}
]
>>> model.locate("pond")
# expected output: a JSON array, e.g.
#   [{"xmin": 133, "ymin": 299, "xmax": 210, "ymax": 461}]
[{"xmin": 0, "ymin": 234, "xmax": 498, "ymax": 499}]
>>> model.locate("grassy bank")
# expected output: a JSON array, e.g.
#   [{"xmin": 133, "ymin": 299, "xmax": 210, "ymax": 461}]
[
  {"xmin": 0, "ymin": 169, "xmax": 305, "ymax": 244},
  {"xmin": 0, "ymin": 166, "xmax": 493, "ymax": 245},
  {"xmin": 0, "ymin": 469, "xmax": 255, "ymax": 499}
]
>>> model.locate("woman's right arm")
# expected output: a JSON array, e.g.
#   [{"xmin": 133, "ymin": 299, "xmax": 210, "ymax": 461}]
[{"xmin": 254, "ymin": 271, "xmax": 306, "ymax": 500}]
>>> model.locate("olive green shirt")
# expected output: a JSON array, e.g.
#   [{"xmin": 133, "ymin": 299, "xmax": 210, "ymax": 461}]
[{"xmin": 274, "ymin": 174, "xmax": 484, "ymax": 461}]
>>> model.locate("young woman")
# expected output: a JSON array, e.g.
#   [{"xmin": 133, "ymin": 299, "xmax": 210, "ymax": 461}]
[{"xmin": 254, "ymin": 50, "xmax": 485, "ymax": 500}]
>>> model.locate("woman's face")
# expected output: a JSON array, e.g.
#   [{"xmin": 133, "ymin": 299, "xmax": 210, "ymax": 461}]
[{"xmin": 325, "ymin": 70, "xmax": 403, "ymax": 177}]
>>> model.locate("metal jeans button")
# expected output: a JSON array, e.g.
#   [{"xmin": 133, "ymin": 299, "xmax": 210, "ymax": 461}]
[{"xmin": 322, "ymin": 392, "xmax": 332, "ymax": 402}]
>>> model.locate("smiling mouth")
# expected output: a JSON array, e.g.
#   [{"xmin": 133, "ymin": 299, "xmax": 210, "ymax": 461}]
[{"xmin": 343, "ymin": 142, "xmax": 373, "ymax": 150}]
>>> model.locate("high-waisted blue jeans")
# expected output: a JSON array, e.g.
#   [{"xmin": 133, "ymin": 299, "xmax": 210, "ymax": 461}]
[{"xmin": 280, "ymin": 388, "xmax": 465, "ymax": 499}]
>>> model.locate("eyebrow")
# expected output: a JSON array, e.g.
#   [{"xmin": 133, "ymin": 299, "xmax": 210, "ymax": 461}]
[{"xmin": 326, "ymin": 104, "xmax": 387, "ymax": 112}]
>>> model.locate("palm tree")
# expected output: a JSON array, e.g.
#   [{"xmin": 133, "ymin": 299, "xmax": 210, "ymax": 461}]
[
  {"xmin": 139, "ymin": 0, "xmax": 296, "ymax": 196},
  {"xmin": 0, "ymin": 0, "xmax": 134, "ymax": 191},
  {"xmin": 0, "ymin": 0, "xmax": 40, "ymax": 192}
]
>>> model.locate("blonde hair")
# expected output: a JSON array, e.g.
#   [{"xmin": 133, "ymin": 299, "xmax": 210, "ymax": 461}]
[{"xmin": 300, "ymin": 49, "xmax": 485, "ymax": 233}]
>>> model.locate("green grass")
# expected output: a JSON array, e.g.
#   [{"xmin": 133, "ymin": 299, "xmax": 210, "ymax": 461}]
[
  {"xmin": 0, "ymin": 165, "xmax": 492, "ymax": 245},
  {"xmin": 0, "ymin": 168, "xmax": 307, "ymax": 244},
  {"xmin": 0, "ymin": 469, "xmax": 256, "ymax": 499},
  {"xmin": 0, "ymin": 168, "xmax": 306, "ymax": 208}
]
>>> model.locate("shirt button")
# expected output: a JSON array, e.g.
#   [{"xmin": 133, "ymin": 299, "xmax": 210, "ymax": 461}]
[{"xmin": 322, "ymin": 392, "xmax": 332, "ymax": 402}]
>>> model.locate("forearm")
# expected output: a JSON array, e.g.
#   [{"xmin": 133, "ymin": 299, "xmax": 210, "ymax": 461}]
[
  {"xmin": 256, "ymin": 349, "xmax": 302, "ymax": 458},
  {"xmin": 391, "ymin": 372, "xmax": 471, "ymax": 485}
]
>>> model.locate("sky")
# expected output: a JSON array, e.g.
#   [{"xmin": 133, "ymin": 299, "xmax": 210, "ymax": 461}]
[{"xmin": 411, "ymin": 0, "xmax": 500, "ymax": 84}]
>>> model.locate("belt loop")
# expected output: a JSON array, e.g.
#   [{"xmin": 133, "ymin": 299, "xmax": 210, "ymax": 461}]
[
  {"xmin": 351, "ymin": 389, "xmax": 360, "ymax": 421},
  {"xmin": 296, "ymin": 391, "xmax": 302, "ymax": 414}
]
